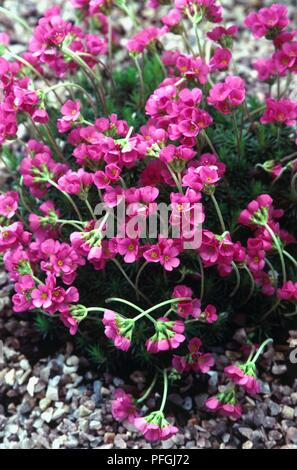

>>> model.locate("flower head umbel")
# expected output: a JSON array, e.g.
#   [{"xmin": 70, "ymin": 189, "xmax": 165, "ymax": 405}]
[
  {"xmin": 224, "ymin": 363, "xmax": 260, "ymax": 395},
  {"xmin": 134, "ymin": 411, "xmax": 178, "ymax": 441},
  {"xmin": 103, "ymin": 310, "xmax": 134, "ymax": 351},
  {"xmin": 146, "ymin": 317, "xmax": 185, "ymax": 353},
  {"xmin": 205, "ymin": 389, "xmax": 242, "ymax": 421}
]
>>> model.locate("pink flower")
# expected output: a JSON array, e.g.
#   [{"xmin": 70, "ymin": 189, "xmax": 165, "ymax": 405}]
[
  {"xmin": 127, "ymin": 27, "xmax": 168, "ymax": 54},
  {"xmin": 207, "ymin": 25, "xmax": 238, "ymax": 46},
  {"xmin": 260, "ymin": 98, "xmax": 297, "ymax": 126},
  {"xmin": 112, "ymin": 389, "xmax": 139, "ymax": 423},
  {"xmin": 146, "ymin": 317, "xmax": 185, "ymax": 353},
  {"xmin": 207, "ymin": 76, "xmax": 246, "ymax": 114},
  {"xmin": 205, "ymin": 391, "xmax": 242, "ymax": 420},
  {"xmin": 31, "ymin": 282, "xmax": 52, "ymax": 309},
  {"xmin": 134, "ymin": 411, "xmax": 178, "ymax": 441},
  {"xmin": 161, "ymin": 9, "xmax": 181, "ymax": 28},
  {"xmin": 224, "ymin": 364, "xmax": 260, "ymax": 395},
  {"xmin": 12, "ymin": 274, "xmax": 35, "ymax": 312},
  {"xmin": 203, "ymin": 304, "xmax": 218, "ymax": 323},
  {"xmin": 172, "ymin": 336, "xmax": 214, "ymax": 374},
  {"xmin": 278, "ymin": 281, "xmax": 297, "ymax": 301},
  {"xmin": 61, "ymin": 100, "xmax": 81, "ymax": 122},
  {"xmin": 117, "ymin": 238, "xmax": 139, "ymax": 263},
  {"xmin": 58, "ymin": 169, "xmax": 93, "ymax": 195},
  {"xmin": 102, "ymin": 310, "xmax": 134, "ymax": 351},
  {"xmin": 209, "ymin": 47, "xmax": 232, "ymax": 71},
  {"xmin": 245, "ymin": 4, "xmax": 289, "ymax": 39},
  {"xmin": 60, "ymin": 310, "xmax": 79, "ymax": 335},
  {"xmin": 239, "ymin": 194, "xmax": 273, "ymax": 227},
  {"xmin": 0, "ymin": 191, "xmax": 19, "ymax": 219},
  {"xmin": 172, "ymin": 285, "xmax": 201, "ymax": 319}
]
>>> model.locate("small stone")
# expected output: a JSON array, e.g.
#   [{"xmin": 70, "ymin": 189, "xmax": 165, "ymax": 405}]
[
  {"xmin": 268, "ymin": 430, "xmax": 282, "ymax": 441},
  {"xmin": 268, "ymin": 401, "xmax": 281, "ymax": 416},
  {"xmin": 4, "ymin": 369, "xmax": 16, "ymax": 386},
  {"xmin": 272, "ymin": 364, "xmax": 287, "ymax": 375},
  {"xmin": 101, "ymin": 387, "xmax": 111, "ymax": 396},
  {"xmin": 242, "ymin": 440, "xmax": 253, "ymax": 449},
  {"xmin": 27, "ymin": 377, "xmax": 39, "ymax": 397},
  {"xmin": 114, "ymin": 435, "xmax": 127, "ymax": 449},
  {"xmin": 287, "ymin": 427, "xmax": 297, "ymax": 444},
  {"xmin": 19, "ymin": 359, "xmax": 31, "ymax": 371},
  {"xmin": 78, "ymin": 405, "xmax": 92, "ymax": 418},
  {"xmin": 45, "ymin": 385, "xmax": 59, "ymax": 402},
  {"xmin": 52, "ymin": 408, "xmax": 67, "ymax": 421},
  {"xmin": 182, "ymin": 396, "xmax": 192, "ymax": 411},
  {"xmin": 282, "ymin": 405, "xmax": 295, "ymax": 420},
  {"xmin": 39, "ymin": 398, "xmax": 52, "ymax": 411},
  {"xmin": 41, "ymin": 407, "xmax": 54, "ymax": 423},
  {"xmin": 104, "ymin": 432, "xmax": 115, "ymax": 444},
  {"xmin": 238, "ymin": 427, "xmax": 253, "ymax": 440},
  {"xmin": 162, "ymin": 438, "xmax": 174, "ymax": 449},
  {"xmin": 89, "ymin": 420, "xmax": 102, "ymax": 431}
]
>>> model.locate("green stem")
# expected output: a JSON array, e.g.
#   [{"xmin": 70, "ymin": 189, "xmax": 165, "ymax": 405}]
[
  {"xmin": 84, "ymin": 198, "xmax": 96, "ymax": 219},
  {"xmin": 230, "ymin": 262, "xmax": 241, "ymax": 297},
  {"xmin": 210, "ymin": 193, "xmax": 226, "ymax": 233},
  {"xmin": 133, "ymin": 56, "xmax": 145, "ymax": 108},
  {"xmin": 111, "ymin": 259, "xmax": 152, "ymax": 305},
  {"xmin": 105, "ymin": 297, "xmax": 144, "ymax": 313},
  {"xmin": 0, "ymin": 6, "xmax": 32, "ymax": 32},
  {"xmin": 48, "ymin": 179, "xmax": 83, "ymax": 221},
  {"xmin": 251, "ymin": 338, "xmax": 273, "ymax": 364},
  {"xmin": 137, "ymin": 374, "xmax": 158, "ymax": 404},
  {"xmin": 231, "ymin": 111, "xmax": 241, "ymax": 159},
  {"xmin": 197, "ymin": 255, "xmax": 204, "ymax": 301},
  {"xmin": 63, "ymin": 46, "xmax": 107, "ymax": 115},
  {"xmin": 135, "ymin": 261, "xmax": 149, "ymax": 301},
  {"xmin": 283, "ymin": 250, "xmax": 297, "ymax": 270},
  {"xmin": 201, "ymin": 130, "xmax": 218, "ymax": 156},
  {"xmin": 241, "ymin": 265, "xmax": 256, "ymax": 304},
  {"xmin": 264, "ymin": 224, "xmax": 287, "ymax": 284},
  {"xmin": 133, "ymin": 297, "xmax": 191, "ymax": 323},
  {"xmin": 159, "ymin": 369, "xmax": 168, "ymax": 413},
  {"xmin": 45, "ymin": 82, "xmax": 96, "ymax": 116},
  {"xmin": 86, "ymin": 307, "xmax": 107, "ymax": 314}
]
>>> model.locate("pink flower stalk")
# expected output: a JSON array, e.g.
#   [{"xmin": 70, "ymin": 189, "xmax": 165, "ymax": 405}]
[
  {"xmin": 102, "ymin": 310, "xmax": 134, "ymax": 351},
  {"xmin": 172, "ymin": 337, "xmax": 215, "ymax": 374},
  {"xmin": 0, "ymin": 191, "xmax": 19, "ymax": 219},
  {"xmin": 146, "ymin": 317, "xmax": 185, "ymax": 353},
  {"xmin": 245, "ymin": 4, "xmax": 289, "ymax": 39},
  {"xmin": 134, "ymin": 411, "xmax": 178, "ymax": 441},
  {"xmin": 207, "ymin": 76, "xmax": 246, "ymax": 114},
  {"xmin": 111, "ymin": 389, "xmax": 139, "ymax": 423}
]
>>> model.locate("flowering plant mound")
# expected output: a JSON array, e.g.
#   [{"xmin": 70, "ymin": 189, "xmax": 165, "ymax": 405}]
[{"xmin": 0, "ymin": 1, "xmax": 297, "ymax": 441}]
